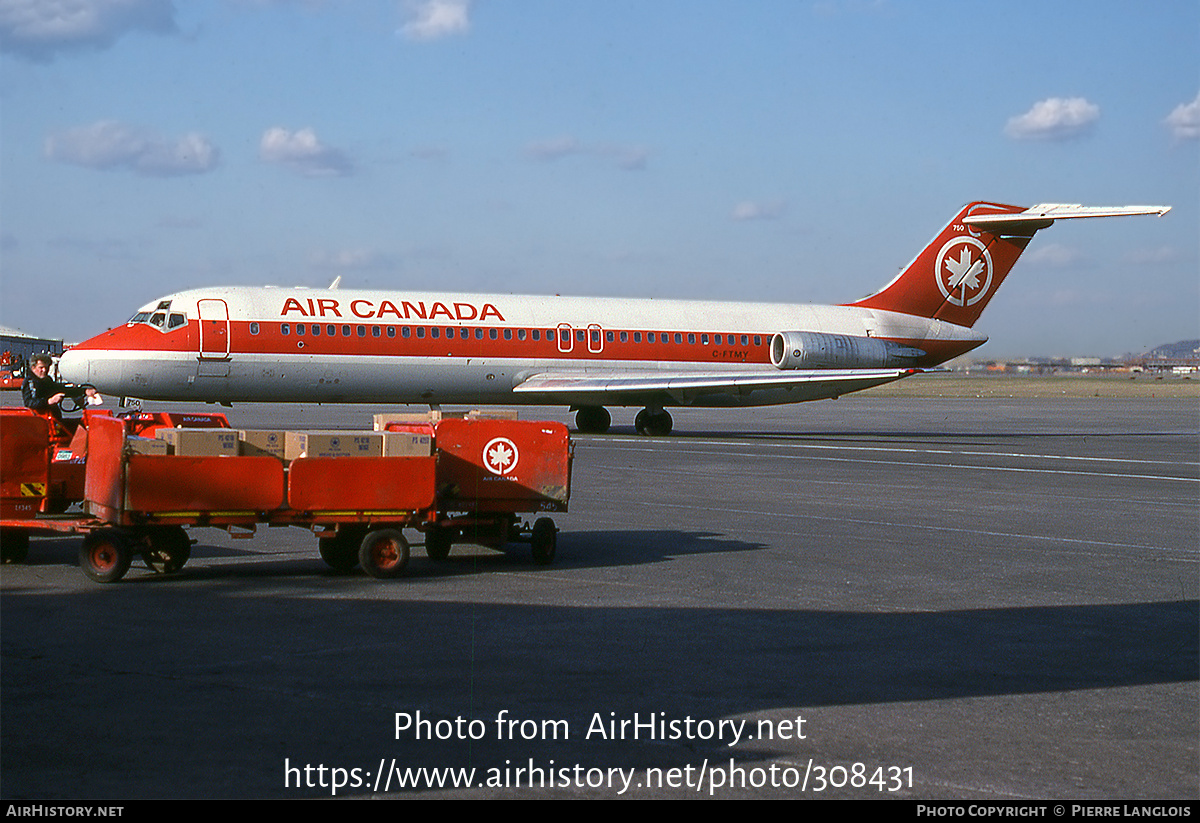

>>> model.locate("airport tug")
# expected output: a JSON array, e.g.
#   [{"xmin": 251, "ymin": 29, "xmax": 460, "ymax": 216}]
[{"xmin": 0, "ymin": 407, "xmax": 572, "ymax": 582}]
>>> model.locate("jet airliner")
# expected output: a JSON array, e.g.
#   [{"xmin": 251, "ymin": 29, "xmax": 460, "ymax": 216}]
[{"xmin": 58, "ymin": 201, "xmax": 1170, "ymax": 435}]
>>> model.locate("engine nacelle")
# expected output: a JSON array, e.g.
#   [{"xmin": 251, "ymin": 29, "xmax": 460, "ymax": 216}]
[{"xmin": 770, "ymin": 331, "xmax": 925, "ymax": 370}]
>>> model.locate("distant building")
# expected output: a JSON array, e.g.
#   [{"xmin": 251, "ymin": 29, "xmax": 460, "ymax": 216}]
[{"xmin": 0, "ymin": 325, "xmax": 64, "ymax": 364}]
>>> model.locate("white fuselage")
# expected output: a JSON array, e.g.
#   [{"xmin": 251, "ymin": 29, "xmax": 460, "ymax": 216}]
[{"xmin": 60, "ymin": 286, "xmax": 985, "ymax": 408}]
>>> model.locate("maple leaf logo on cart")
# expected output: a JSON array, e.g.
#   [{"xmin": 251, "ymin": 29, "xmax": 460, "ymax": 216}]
[
  {"xmin": 483, "ymin": 437, "xmax": 519, "ymax": 475},
  {"xmin": 934, "ymin": 236, "xmax": 993, "ymax": 307}
]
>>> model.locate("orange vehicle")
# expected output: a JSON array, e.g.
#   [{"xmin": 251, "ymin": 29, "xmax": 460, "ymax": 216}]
[
  {"xmin": 0, "ymin": 407, "xmax": 237, "ymax": 568},
  {"xmin": 0, "ymin": 351, "xmax": 24, "ymax": 391},
  {"xmin": 0, "ymin": 407, "xmax": 571, "ymax": 582}
]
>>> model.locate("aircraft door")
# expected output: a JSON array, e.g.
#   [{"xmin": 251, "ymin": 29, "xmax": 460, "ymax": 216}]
[
  {"xmin": 587, "ymin": 324, "xmax": 603, "ymax": 354},
  {"xmin": 197, "ymin": 299, "xmax": 231, "ymax": 360}
]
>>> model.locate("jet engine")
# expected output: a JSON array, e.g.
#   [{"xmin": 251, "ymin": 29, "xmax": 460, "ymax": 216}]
[{"xmin": 770, "ymin": 331, "xmax": 925, "ymax": 370}]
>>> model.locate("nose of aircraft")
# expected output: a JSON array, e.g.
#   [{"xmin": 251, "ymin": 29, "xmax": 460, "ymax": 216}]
[{"xmin": 58, "ymin": 348, "xmax": 89, "ymax": 384}]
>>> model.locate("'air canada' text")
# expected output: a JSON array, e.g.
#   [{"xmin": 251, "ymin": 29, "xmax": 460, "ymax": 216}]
[{"xmin": 280, "ymin": 298, "xmax": 506, "ymax": 322}]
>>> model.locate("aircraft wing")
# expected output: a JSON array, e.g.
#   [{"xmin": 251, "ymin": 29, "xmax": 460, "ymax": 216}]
[{"xmin": 512, "ymin": 367, "xmax": 920, "ymax": 405}]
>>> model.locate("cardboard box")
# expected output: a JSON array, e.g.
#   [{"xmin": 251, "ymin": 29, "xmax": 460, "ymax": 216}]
[
  {"xmin": 465, "ymin": 409, "xmax": 519, "ymax": 420},
  {"xmin": 239, "ymin": 430, "xmax": 286, "ymax": 459},
  {"xmin": 374, "ymin": 412, "xmax": 443, "ymax": 430},
  {"xmin": 156, "ymin": 428, "xmax": 240, "ymax": 456},
  {"xmin": 372, "ymin": 410, "xmax": 518, "ymax": 430},
  {"xmin": 126, "ymin": 436, "xmax": 170, "ymax": 456},
  {"xmin": 380, "ymin": 431, "xmax": 433, "ymax": 457},
  {"xmin": 285, "ymin": 431, "xmax": 383, "ymax": 460}
]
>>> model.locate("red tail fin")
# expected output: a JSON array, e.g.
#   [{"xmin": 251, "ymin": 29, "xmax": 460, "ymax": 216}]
[{"xmin": 846, "ymin": 202, "xmax": 1036, "ymax": 328}]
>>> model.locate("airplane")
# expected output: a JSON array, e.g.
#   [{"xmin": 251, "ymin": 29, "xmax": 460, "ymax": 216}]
[{"xmin": 58, "ymin": 201, "xmax": 1169, "ymax": 436}]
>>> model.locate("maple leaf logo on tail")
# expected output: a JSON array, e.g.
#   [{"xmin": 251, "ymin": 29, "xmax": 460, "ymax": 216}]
[
  {"xmin": 945, "ymin": 247, "xmax": 985, "ymax": 291},
  {"xmin": 935, "ymin": 236, "xmax": 994, "ymax": 307}
]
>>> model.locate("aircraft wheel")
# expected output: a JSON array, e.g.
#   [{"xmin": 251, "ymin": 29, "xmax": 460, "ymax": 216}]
[
  {"xmin": 359, "ymin": 529, "xmax": 410, "ymax": 580},
  {"xmin": 650, "ymin": 410, "xmax": 673, "ymax": 436},
  {"xmin": 635, "ymin": 408, "xmax": 673, "ymax": 437},
  {"xmin": 80, "ymin": 529, "xmax": 133, "ymax": 583},
  {"xmin": 1, "ymin": 529, "xmax": 29, "ymax": 564},
  {"xmin": 574, "ymin": 406, "xmax": 611, "ymax": 434},
  {"xmin": 319, "ymin": 527, "xmax": 365, "ymax": 572},
  {"xmin": 425, "ymin": 526, "xmax": 452, "ymax": 561},
  {"xmin": 141, "ymin": 526, "xmax": 191, "ymax": 573},
  {"xmin": 530, "ymin": 517, "xmax": 557, "ymax": 566}
]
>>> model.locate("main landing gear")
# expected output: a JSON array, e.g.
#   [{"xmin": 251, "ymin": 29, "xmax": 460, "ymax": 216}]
[
  {"xmin": 574, "ymin": 406, "xmax": 611, "ymax": 434},
  {"xmin": 634, "ymin": 408, "xmax": 672, "ymax": 437},
  {"xmin": 572, "ymin": 406, "xmax": 673, "ymax": 437}
]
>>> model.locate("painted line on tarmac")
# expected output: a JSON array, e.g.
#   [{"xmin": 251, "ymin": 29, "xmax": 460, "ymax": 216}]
[
  {"xmin": 582, "ymin": 442, "xmax": 1199, "ymax": 484},
  {"xmin": 589, "ymin": 435, "xmax": 1198, "ymax": 469}
]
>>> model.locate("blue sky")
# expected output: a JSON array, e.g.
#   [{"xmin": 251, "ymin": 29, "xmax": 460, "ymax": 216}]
[{"xmin": 1, "ymin": 0, "xmax": 1195, "ymax": 357}]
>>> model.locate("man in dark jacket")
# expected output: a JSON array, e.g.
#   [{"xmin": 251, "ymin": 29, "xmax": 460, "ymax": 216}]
[{"xmin": 21, "ymin": 353, "xmax": 98, "ymax": 420}]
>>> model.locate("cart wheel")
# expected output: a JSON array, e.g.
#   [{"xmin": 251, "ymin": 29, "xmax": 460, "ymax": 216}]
[
  {"xmin": 80, "ymin": 530, "xmax": 133, "ymax": 583},
  {"xmin": 359, "ymin": 529, "xmax": 410, "ymax": 579},
  {"xmin": 1, "ymin": 529, "xmax": 29, "ymax": 564},
  {"xmin": 142, "ymin": 526, "xmax": 191, "ymax": 574},
  {"xmin": 425, "ymin": 526, "xmax": 452, "ymax": 562},
  {"xmin": 530, "ymin": 517, "xmax": 557, "ymax": 566},
  {"xmin": 319, "ymin": 527, "xmax": 365, "ymax": 573}
]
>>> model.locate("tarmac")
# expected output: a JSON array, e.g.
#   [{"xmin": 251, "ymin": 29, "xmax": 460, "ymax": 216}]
[{"xmin": 1, "ymin": 393, "xmax": 1196, "ymax": 799}]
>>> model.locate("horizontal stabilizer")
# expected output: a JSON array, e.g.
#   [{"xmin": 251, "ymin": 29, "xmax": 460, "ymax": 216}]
[{"xmin": 963, "ymin": 204, "xmax": 1171, "ymax": 233}]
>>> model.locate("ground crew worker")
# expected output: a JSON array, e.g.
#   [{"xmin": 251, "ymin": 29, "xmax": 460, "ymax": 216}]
[{"xmin": 21, "ymin": 353, "xmax": 98, "ymax": 420}]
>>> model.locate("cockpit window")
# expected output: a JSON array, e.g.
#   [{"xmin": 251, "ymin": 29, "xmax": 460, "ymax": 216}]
[{"xmin": 128, "ymin": 308, "xmax": 187, "ymax": 332}]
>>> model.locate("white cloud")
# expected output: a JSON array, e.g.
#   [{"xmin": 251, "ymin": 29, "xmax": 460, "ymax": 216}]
[
  {"xmin": 731, "ymin": 199, "xmax": 787, "ymax": 221},
  {"xmin": 525, "ymin": 136, "xmax": 648, "ymax": 171},
  {"xmin": 259, "ymin": 127, "xmax": 353, "ymax": 177},
  {"xmin": 0, "ymin": 0, "xmax": 177, "ymax": 61},
  {"xmin": 526, "ymin": 136, "xmax": 580, "ymax": 162},
  {"xmin": 310, "ymin": 248, "xmax": 396, "ymax": 270},
  {"xmin": 1164, "ymin": 92, "xmax": 1200, "ymax": 141},
  {"xmin": 598, "ymin": 143, "xmax": 649, "ymax": 171},
  {"xmin": 44, "ymin": 120, "xmax": 219, "ymax": 176},
  {"xmin": 1005, "ymin": 97, "xmax": 1100, "ymax": 141},
  {"xmin": 399, "ymin": 0, "xmax": 470, "ymax": 41}
]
